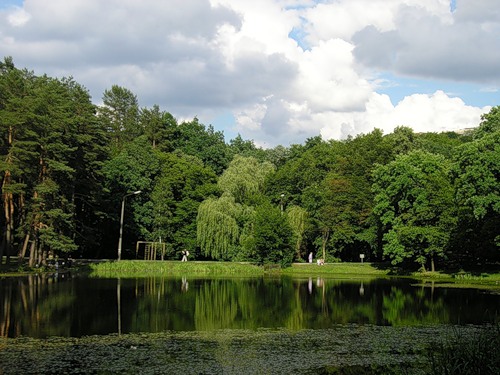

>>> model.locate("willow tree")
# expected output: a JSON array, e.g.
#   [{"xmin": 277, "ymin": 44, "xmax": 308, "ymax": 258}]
[
  {"xmin": 286, "ymin": 205, "xmax": 308, "ymax": 260},
  {"xmin": 217, "ymin": 155, "xmax": 274, "ymax": 204},
  {"xmin": 197, "ymin": 156, "xmax": 276, "ymax": 260},
  {"xmin": 197, "ymin": 195, "xmax": 242, "ymax": 260}
]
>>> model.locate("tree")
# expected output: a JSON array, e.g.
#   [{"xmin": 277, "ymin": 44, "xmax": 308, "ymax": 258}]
[
  {"xmin": 372, "ymin": 150, "xmax": 456, "ymax": 271},
  {"xmin": 1, "ymin": 59, "xmax": 109, "ymax": 263},
  {"xmin": 197, "ymin": 194, "xmax": 243, "ymax": 260},
  {"xmin": 266, "ymin": 139, "xmax": 337, "ymax": 209},
  {"xmin": 254, "ymin": 201, "xmax": 294, "ymax": 267},
  {"xmin": 140, "ymin": 105, "xmax": 177, "ymax": 150},
  {"xmin": 325, "ymin": 129, "xmax": 394, "ymax": 260},
  {"xmin": 0, "ymin": 57, "xmax": 34, "ymax": 262},
  {"xmin": 286, "ymin": 205, "xmax": 308, "ymax": 260},
  {"xmin": 101, "ymin": 136, "xmax": 161, "ymax": 258},
  {"xmin": 385, "ymin": 126, "xmax": 416, "ymax": 156},
  {"xmin": 151, "ymin": 152, "xmax": 218, "ymax": 257},
  {"xmin": 19, "ymin": 75, "xmax": 83, "ymax": 265},
  {"xmin": 98, "ymin": 85, "xmax": 140, "ymax": 154},
  {"xmin": 452, "ymin": 112, "xmax": 500, "ymax": 264},
  {"xmin": 63, "ymin": 78, "xmax": 110, "ymax": 257},
  {"xmin": 173, "ymin": 118, "xmax": 230, "ymax": 175},
  {"xmin": 473, "ymin": 106, "xmax": 500, "ymax": 139},
  {"xmin": 229, "ymin": 134, "xmax": 266, "ymax": 161},
  {"xmin": 218, "ymin": 155, "xmax": 274, "ymax": 204},
  {"xmin": 197, "ymin": 156, "xmax": 276, "ymax": 261}
]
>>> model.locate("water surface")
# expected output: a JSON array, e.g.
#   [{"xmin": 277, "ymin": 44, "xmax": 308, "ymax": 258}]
[{"xmin": 1, "ymin": 274, "xmax": 498, "ymax": 338}]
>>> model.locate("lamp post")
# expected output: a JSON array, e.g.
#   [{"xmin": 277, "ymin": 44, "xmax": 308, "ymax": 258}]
[
  {"xmin": 117, "ymin": 190, "xmax": 142, "ymax": 261},
  {"xmin": 280, "ymin": 193, "xmax": 285, "ymax": 214}
]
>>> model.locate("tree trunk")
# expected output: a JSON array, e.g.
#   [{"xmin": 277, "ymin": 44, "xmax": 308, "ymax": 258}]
[
  {"xmin": 2, "ymin": 170, "xmax": 14, "ymax": 265},
  {"xmin": 18, "ymin": 233, "xmax": 30, "ymax": 261},
  {"xmin": 322, "ymin": 228, "xmax": 330, "ymax": 260},
  {"xmin": 2, "ymin": 126, "xmax": 16, "ymax": 264},
  {"xmin": 431, "ymin": 256, "xmax": 435, "ymax": 273},
  {"xmin": 28, "ymin": 240, "xmax": 36, "ymax": 267}
]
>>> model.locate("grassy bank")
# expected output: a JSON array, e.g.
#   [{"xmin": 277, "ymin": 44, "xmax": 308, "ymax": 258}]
[
  {"xmin": 88, "ymin": 260, "xmax": 266, "ymax": 278},
  {"xmin": 283, "ymin": 262, "xmax": 391, "ymax": 277},
  {"xmin": 88, "ymin": 260, "xmax": 393, "ymax": 278}
]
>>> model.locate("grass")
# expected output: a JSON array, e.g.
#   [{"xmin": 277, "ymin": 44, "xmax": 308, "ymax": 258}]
[
  {"xmin": 88, "ymin": 260, "xmax": 393, "ymax": 278},
  {"xmin": 88, "ymin": 260, "xmax": 266, "ymax": 278},
  {"xmin": 283, "ymin": 262, "xmax": 391, "ymax": 277}
]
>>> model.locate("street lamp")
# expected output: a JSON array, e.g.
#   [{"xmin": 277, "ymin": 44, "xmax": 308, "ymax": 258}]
[
  {"xmin": 117, "ymin": 190, "xmax": 142, "ymax": 261},
  {"xmin": 280, "ymin": 193, "xmax": 285, "ymax": 214}
]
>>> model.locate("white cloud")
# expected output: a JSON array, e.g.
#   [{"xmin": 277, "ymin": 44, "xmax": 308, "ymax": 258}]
[
  {"xmin": 0, "ymin": 0, "xmax": 497, "ymax": 147},
  {"xmin": 6, "ymin": 7, "xmax": 31, "ymax": 27}
]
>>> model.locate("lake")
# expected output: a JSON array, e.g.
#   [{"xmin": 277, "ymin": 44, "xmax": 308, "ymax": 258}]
[{"xmin": 1, "ymin": 273, "xmax": 498, "ymax": 338}]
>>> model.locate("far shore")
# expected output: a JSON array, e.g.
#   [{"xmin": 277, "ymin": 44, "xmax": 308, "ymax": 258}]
[{"xmin": 2, "ymin": 258, "xmax": 498, "ymax": 292}]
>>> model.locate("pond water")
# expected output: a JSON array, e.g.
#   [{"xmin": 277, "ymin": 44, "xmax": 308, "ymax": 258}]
[{"xmin": 0, "ymin": 274, "xmax": 498, "ymax": 338}]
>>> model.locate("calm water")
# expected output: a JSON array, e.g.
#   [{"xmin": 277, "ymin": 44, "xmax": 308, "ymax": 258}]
[{"xmin": 0, "ymin": 274, "xmax": 498, "ymax": 338}]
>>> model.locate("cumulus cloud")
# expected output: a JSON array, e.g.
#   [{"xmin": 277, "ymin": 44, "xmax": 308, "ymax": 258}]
[{"xmin": 0, "ymin": 0, "xmax": 497, "ymax": 147}]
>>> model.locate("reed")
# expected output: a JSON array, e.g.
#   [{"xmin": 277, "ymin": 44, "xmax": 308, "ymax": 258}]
[{"xmin": 426, "ymin": 325, "xmax": 500, "ymax": 375}]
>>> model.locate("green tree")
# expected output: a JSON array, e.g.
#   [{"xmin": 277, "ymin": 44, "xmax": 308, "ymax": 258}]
[
  {"xmin": 63, "ymin": 78, "xmax": 110, "ymax": 257},
  {"xmin": 266, "ymin": 138, "xmax": 337, "ymax": 209},
  {"xmin": 102, "ymin": 136, "xmax": 161, "ymax": 258},
  {"xmin": 98, "ymin": 85, "xmax": 140, "ymax": 154},
  {"xmin": 254, "ymin": 201, "xmax": 294, "ymax": 267},
  {"xmin": 385, "ymin": 126, "xmax": 416, "ymax": 156},
  {"xmin": 0, "ymin": 57, "xmax": 35, "ymax": 262},
  {"xmin": 197, "ymin": 195, "xmax": 243, "ymax": 260},
  {"xmin": 372, "ymin": 150, "xmax": 456, "ymax": 270},
  {"xmin": 264, "ymin": 145, "xmax": 291, "ymax": 169},
  {"xmin": 218, "ymin": 155, "xmax": 274, "ymax": 204},
  {"xmin": 229, "ymin": 134, "xmax": 266, "ymax": 161},
  {"xmin": 151, "ymin": 152, "xmax": 218, "ymax": 257},
  {"xmin": 452, "ymin": 110, "xmax": 500, "ymax": 264},
  {"xmin": 1, "ymin": 59, "xmax": 109, "ymax": 263},
  {"xmin": 286, "ymin": 205, "xmax": 308, "ymax": 260},
  {"xmin": 326, "ymin": 129, "xmax": 393, "ymax": 260},
  {"xmin": 197, "ymin": 156, "xmax": 275, "ymax": 261},
  {"xmin": 20, "ymin": 75, "xmax": 84, "ymax": 265},
  {"xmin": 139, "ymin": 104, "xmax": 178, "ymax": 150},
  {"xmin": 173, "ymin": 118, "xmax": 230, "ymax": 175},
  {"xmin": 473, "ymin": 106, "xmax": 500, "ymax": 139}
]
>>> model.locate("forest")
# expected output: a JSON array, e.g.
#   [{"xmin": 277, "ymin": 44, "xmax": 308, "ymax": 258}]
[{"xmin": 1, "ymin": 56, "xmax": 499, "ymax": 271}]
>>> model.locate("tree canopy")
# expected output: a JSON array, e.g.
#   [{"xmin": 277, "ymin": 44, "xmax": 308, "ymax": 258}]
[{"xmin": 1, "ymin": 57, "xmax": 498, "ymax": 270}]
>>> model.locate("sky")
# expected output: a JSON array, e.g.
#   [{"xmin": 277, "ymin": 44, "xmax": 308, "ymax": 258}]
[{"xmin": 1, "ymin": 0, "xmax": 499, "ymax": 147}]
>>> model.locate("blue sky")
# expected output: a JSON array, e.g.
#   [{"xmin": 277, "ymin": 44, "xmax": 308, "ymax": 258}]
[
  {"xmin": 0, "ymin": 0, "xmax": 21, "ymax": 8},
  {"xmin": 377, "ymin": 73, "xmax": 498, "ymax": 108},
  {"xmin": 1, "ymin": 0, "xmax": 498, "ymax": 146}
]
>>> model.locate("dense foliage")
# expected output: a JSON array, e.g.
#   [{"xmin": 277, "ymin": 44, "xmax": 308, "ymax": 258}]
[{"xmin": 1, "ymin": 57, "xmax": 498, "ymax": 270}]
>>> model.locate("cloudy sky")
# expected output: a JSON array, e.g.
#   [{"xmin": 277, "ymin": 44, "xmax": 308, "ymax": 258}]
[{"xmin": 1, "ymin": 0, "xmax": 499, "ymax": 147}]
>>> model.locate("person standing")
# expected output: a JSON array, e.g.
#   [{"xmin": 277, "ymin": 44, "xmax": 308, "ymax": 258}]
[{"xmin": 181, "ymin": 250, "xmax": 187, "ymax": 262}]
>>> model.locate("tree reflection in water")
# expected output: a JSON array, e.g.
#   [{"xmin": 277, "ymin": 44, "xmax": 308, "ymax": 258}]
[{"xmin": 0, "ymin": 274, "xmax": 498, "ymax": 338}]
